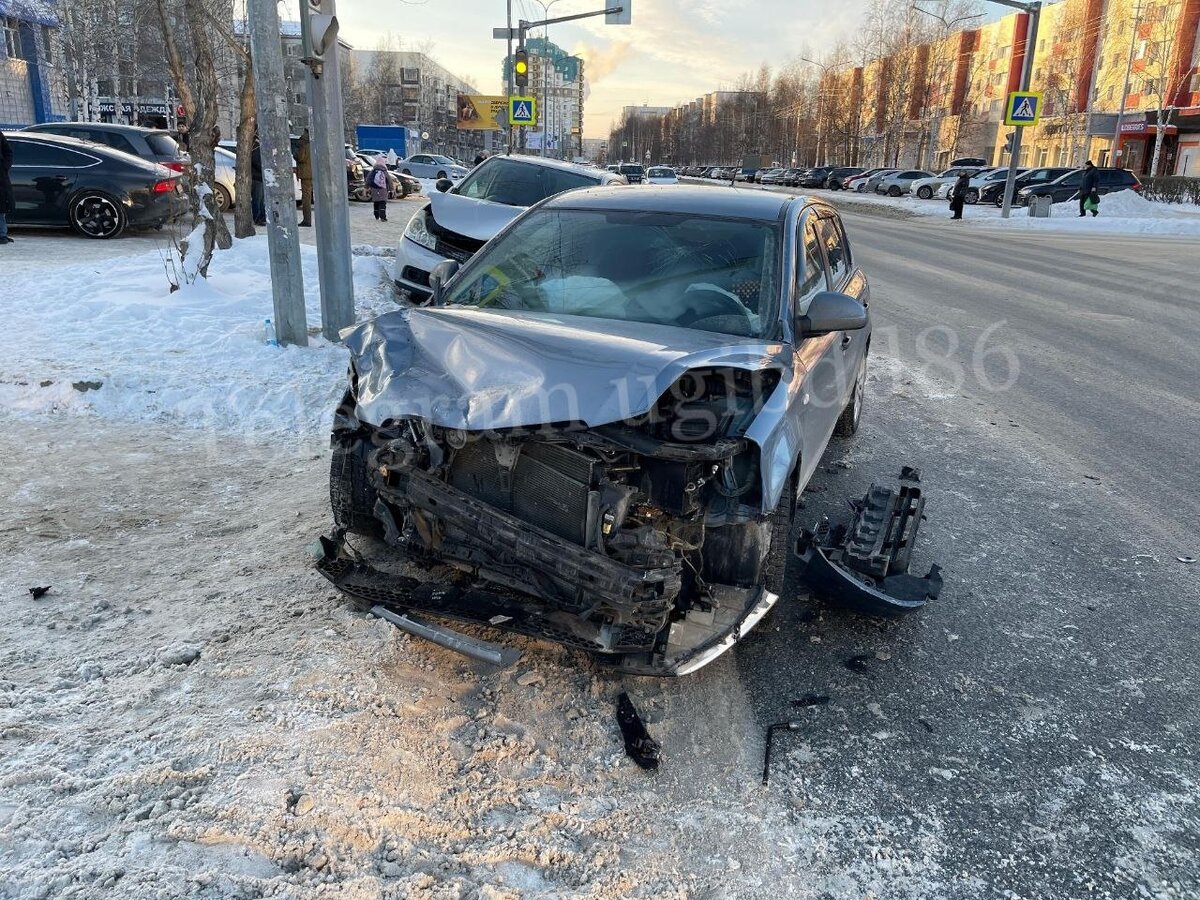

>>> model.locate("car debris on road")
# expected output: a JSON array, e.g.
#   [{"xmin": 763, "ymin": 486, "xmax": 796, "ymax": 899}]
[{"xmin": 616, "ymin": 692, "xmax": 660, "ymax": 771}]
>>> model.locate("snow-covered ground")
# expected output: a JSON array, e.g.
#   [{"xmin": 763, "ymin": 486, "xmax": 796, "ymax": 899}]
[
  {"xmin": 683, "ymin": 177, "xmax": 1200, "ymax": 237},
  {"xmin": 0, "ymin": 236, "xmax": 397, "ymax": 447}
]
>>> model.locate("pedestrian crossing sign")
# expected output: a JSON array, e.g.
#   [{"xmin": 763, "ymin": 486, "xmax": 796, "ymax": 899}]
[
  {"xmin": 509, "ymin": 96, "xmax": 537, "ymax": 126},
  {"xmin": 1004, "ymin": 91, "xmax": 1042, "ymax": 127}
]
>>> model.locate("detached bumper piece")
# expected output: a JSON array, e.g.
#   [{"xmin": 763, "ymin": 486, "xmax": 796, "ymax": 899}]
[{"xmin": 795, "ymin": 467, "xmax": 943, "ymax": 616}]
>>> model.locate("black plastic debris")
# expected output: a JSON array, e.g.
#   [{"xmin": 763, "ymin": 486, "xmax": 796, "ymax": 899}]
[
  {"xmin": 762, "ymin": 721, "xmax": 802, "ymax": 786},
  {"xmin": 795, "ymin": 467, "xmax": 943, "ymax": 616},
  {"xmin": 28, "ymin": 586, "xmax": 51, "ymax": 599},
  {"xmin": 616, "ymin": 691, "xmax": 660, "ymax": 771},
  {"xmin": 791, "ymin": 694, "xmax": 831, "ymax": 708},
  {"xmin": 844, "ymin": 654, "xmax": 875, "ymax": 675}
]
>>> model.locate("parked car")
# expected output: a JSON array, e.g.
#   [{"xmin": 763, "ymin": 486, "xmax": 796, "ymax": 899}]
[
  {"xmin": 875, "ymin": 169, "xmax": 937, "ymax": 197},
  {"xmin": 842, "ymin": 168, "xmax": 888, "ymax": 192},
  {"xmin": 324, "ymin": 186, "xmax": 870, "ymax": 675},
  {"xmin": 618, "ymin": 162, "xmax": 646, "ymax": 184},
  {"xmin": 979, "ymin": 166, "xmax": 1073, "ymax": 205},
  {"xmin": 398, "ymin": 153, "xmax": 470, "ymax": 181},
  {"xmin": 2, "ymin": 131, "xmax": 184, "ymax": 238},
  {"xmin": 960, "ymin": 167, "xmax": 1019, "ymax": 204},
  {"xmin": 909, "ymin": 167, "xmax": 985, "ymax": 200},
  {"xmin": 798, "ymin": 166, "xmax": 836, "ymax": 188},
  {"xmin": 1018, "ymin": 167, "xmax": 1142, "ymax": 205},
  {"xmin": 825, "ymin": 167, "xmax": 866, "ymax": 189},
  {"xmin": 950, "ymin": 156, "xmax": 987, "ymax": 167},
  {"xmin": 858, "ymin": 169, "xmax": 900, "ymax": 193},
  {"xmin": 759, "ymin": 168, "xmax": 788, "ymax": 185},
  {"xmin": 646, "ymin": 165, "xmax": 679, "ymax": 185},
  {"xmin": 392, "ymin": 154, "xmax": 624, "ymax": 303},
  {"xmin": 23, "ymin": 122, "xmax": 189, "ymax": 175},
  {"xmin": 214, "ymin": 142, "xmax": 303, "ymax": 204}
]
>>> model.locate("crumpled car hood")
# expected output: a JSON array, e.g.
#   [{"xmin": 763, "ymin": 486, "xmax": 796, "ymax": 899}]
[
  {"xmin": 344, "ymin": 307, "xmax": 785, "ymax": 431},
  {"xmin": 428, "ymin": 191, "xmax": 523, "ymax": 242}
]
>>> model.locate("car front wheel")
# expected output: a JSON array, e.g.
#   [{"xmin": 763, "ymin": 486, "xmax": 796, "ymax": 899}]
[
  {"xmin": 888, "ymin": 185, "xmax": 902, "ymax": 197},
  {"xmin": 214, "ymin": 184, "xmax": 232, "ymax": 212},
  {"xmin": 70, "ymin": 191, "xmax": 126, "ymax": 239},
  {"xmin": 916, "ymin": 185, "xmax": 933, "ymax": 199},
  {"xmin": 330, "ymin": 435, "xmax": 383, "ymax": 538},
  {"xmin": 436, "ymin": 170, "xmax": 447, "ymax": 179},
  {"xmin": 965, "ymin": 188, "xmax": 979, "ymax": 204}
]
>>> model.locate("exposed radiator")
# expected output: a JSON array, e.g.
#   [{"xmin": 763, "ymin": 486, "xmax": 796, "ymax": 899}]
[{"xmin": 448, "ymin": 441, "xmax": 596, "ymax": 545}]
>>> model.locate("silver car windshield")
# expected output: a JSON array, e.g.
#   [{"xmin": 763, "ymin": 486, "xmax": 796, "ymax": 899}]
[{"xmin": 444, "ymin": 209, "xmax": 780, "ymax": 339}]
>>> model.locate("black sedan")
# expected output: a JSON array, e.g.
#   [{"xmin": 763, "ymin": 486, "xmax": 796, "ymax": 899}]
[
  {"xmin": 979, "ymin": 166, "xmax": 1073, "ymax": 206},
  {"xmin": 1017, "ymin": 167, "xmax": 1142, "ymax": 206},
  {"xmin": 2, "ymin": 132, "xmax": 184, "ymax": 238}
]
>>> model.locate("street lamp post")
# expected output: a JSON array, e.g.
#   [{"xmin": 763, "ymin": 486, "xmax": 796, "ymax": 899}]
[{"xmin": 984, "ymin": 0, "xmax": 1042, "ymax": 219}]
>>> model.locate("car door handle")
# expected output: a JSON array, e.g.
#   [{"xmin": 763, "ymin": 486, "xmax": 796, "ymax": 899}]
[{"xmin": 841, "ymin": 334, "xmax": 852, "ymax": 349}]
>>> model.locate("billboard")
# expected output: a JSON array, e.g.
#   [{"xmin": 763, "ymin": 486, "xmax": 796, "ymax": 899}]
[{"xmin": 457, "ymin": 94, "xmax": 508, "ymax": 131}]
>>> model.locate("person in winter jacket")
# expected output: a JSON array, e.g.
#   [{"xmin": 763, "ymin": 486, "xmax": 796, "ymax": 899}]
[
  {"xmin": 250, "ymin": 132, "xmax": 266, "ymax": 226},
  {"xmin": 949, "ymin": 171, "xmax": 971, "ymax": 220},
  {"xmin": 1079, "ymin": 161, "xmax": 1100, "ymax": 217},
  {"xmin": 0, "ymin": 130, "xmax": 13, "ymax": 244},
  {"xmin": 369, "ymin": 156, "xmax": 390, "ymax": 222}
]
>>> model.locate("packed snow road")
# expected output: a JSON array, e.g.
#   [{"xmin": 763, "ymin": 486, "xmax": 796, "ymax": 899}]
[{"xmin": 1, "ymin": 214, "xmax": 1198, "ymax": 899}]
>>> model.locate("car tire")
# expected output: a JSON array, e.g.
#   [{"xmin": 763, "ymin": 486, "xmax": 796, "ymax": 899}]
[
  {"xmin": 762, "ymin": 479, "xmax": 796, "ymax": 598},
  {"xmin": 916, "ymin": 185, "xmax": 933, "ymax": 200},
  {"xmin": 69, "ymin": 191, "xmax": 126, "ymax": 239},
  {"xmin": 965, "ymin": 188, "xmax": 979, "ymax": 205},
  {"xmin": 436, "ymin": 170, "xmax": 447, "ymax": 179},
  {"xmin": 214, "ymin": 183, "xmax": 232, "ymax": 212},
  {"xmin": 834, "ymin": 353, "xmax": 868, "ymax": 438},
  {"xmin": 856, "ymin": 183, "xmax": 867, "ymax": 193},
  {"xmin": 330, "ymin": 436, "xmax": 383, "ymax": 539},
  {"xmin": 402, "ymin": 168, "xmax": 412, "ymax": 176},
  {"xmin": 887, "ymin": 185, "xmax": 902, "ymax": 197}
]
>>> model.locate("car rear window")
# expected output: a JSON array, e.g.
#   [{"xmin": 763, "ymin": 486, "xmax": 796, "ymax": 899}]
[
  {"xmin": 648, "ymin": 167, "xmax": 674, "ymax": 177},
  {"xmin": 146, "ymin": 133, "xmax": 180, "ymax": 157},
  {"xmin": 619, "ymin": 164, "xmax": 644, "ymax": 175}
]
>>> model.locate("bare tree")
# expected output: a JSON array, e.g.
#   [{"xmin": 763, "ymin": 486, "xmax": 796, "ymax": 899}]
[{"xmin": 1139, "ymin": 1, "xmax": 1197, "ymax": 176}]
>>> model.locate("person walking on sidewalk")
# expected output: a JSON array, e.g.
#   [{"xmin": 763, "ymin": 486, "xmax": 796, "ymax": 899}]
[
  {"xmin": 1079, "ymin": 161, "xmax": 1100, "ymax": 218},
  {"xmin": 0, "ymin": 130, "xmax": 13, "ymax": 244},
  {"xmin": 949, "ymin": 171, "xmax": 971, "ymax": 220},
  {"xmin": 369, "ymin": 157, "xmax": 391, "ymax": 222},
  {"xmin": 296, "ymin": 129, "xmax": 313, "ymax": 227}
]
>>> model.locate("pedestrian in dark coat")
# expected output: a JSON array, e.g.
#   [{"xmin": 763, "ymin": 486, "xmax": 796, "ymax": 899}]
[
  {"xmin": 250, "ymin": 132, "xmax": 266, "ymax": 225},
  {"xmin": 0, "ymin": 130, "xmax": 13, "ymax": 244},
  {"xmin": 369, "ymin": 157, "xmax": 390, "ymax": 222},
  {"xmin": 949, "ymin": 171, "xmax": 971, "ymax": 220},
  {"xmin": 1078, "ymin": 160, "xmax": 1099, "ymax": 217}
]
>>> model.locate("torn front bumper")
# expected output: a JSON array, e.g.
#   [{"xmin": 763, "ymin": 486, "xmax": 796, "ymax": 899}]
[
  {"xmin": 314, "ymin": 535, "xmax": 777, "ymax": 676},
  {"xmin": 795, "ymin": 467, "xmax": 943, "ymax": 616}
]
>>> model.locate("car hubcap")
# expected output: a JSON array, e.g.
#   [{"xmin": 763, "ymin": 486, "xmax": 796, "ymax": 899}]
[
  {"xmin": 851, "ymin": 359, "xmax": 866, "ymax": 427},
  {"xmin": 74, "ymin": 196, "xmax": 120, "ymax": 237}
]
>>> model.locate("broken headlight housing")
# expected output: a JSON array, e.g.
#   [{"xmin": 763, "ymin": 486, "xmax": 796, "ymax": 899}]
[{"xmin": 404, "ymin": 207, "xmax": 437, "ymax": 252}]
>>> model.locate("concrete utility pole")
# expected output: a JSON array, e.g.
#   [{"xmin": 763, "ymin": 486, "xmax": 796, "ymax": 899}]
[
  {"xmin": 247, "ymin": 0, "xmax": 308, "ymax": 346},
  {"xmin": 991, "ymin": 0, "xmax": 1042, "ymax": 219},
  {"xmin": 300, "ymin": 0, "xmax": 356, "ymax": 342}
]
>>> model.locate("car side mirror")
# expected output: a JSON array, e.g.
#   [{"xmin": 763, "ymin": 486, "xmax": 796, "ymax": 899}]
[
  {"xmin": 435, "ymin": 178, "xmax": 453, "ymax": 193},
  {"xmin": 798, "ymin": 291, "xmax": 868, "ymax": 337},
  {"xmin": 427, "ymin": 259, "xmax": 461, "ymax": 305}
]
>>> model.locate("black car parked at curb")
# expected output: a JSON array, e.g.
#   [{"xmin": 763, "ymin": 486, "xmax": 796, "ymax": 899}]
[
  {"xmin": 1018, "ymin": 167, "xmax": 1141, "ymax": 205},
  {"xmin": 978, "ymin": 166, "xmax": 1073, "ymax": 206},
  {"xmin": 23, "ymin": 122, "xmax": 189, "ymax": 175},
  {"xmin": 1, "ymin": 132, "xmax": 185, "ymax": 238}
]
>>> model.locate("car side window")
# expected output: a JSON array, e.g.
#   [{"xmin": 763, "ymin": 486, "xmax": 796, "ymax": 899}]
[
  {"xmin": 10, "ymin": 142, "xmax": 93, "ymax": 167},
  {"xmin": 816, "ymin": 216, "xmax": 849, "ymax": 286},
  {"xmin": 796, "ymin": 218, "xmax": 828, "ymax": 315},
  {"xmin": 457, "ymin": 161, "xmax": 499, "ymax": 199}
]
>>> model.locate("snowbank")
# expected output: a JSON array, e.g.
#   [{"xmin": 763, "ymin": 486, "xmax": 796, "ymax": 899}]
[{"xmin": 0, "ymin": 236, "xmax": 396, "ymax": 441}]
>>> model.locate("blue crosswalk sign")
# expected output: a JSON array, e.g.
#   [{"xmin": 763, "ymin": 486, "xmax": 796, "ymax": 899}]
[
  {"xmin": 1004, "ymin": 91, "xmax": 1042, "ymax": 126},
  {"xmin": 509, "ymin": 96, "xmax": 537, "ymax": 126}
]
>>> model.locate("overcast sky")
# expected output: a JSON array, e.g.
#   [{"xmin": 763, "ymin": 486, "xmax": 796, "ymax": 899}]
[{"xmin": 302, "ymin": 0, "xmax": 875, "ymax": 138}]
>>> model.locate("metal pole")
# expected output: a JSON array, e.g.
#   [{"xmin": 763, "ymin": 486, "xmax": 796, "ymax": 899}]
[
  {"xmin": 1000, "ymin": 2, "xmax": 1040, "ymax": 218},
  {"xmin": 1112, "ymin": 0, "xmax": 1143, "ymax": 167},
  {"xmin": 247, "ymin": 0, "xmax": 308, "ymax": 346},
  {"xmin": 301, "ymin": 0, "xmax": 355, "ymax": 341},
  {"xmin": 506, "ymin": 0, "xmax": 514, "ymax": 154}
]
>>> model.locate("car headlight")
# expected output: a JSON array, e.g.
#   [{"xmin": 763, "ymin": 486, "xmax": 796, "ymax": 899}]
[{"xmin": 405, "ymin": 207, "xmax": 437, "ymax": 251}]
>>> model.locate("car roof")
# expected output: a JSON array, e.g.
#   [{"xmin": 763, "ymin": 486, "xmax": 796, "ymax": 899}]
[
  {"xmin": 545, "ymin": 184, "xmax": 800, "ymax": 221},
  {"xmin": 4, "ymin": 130, "xmax": 163, "ymax": 169},
  {"xmin": 24, "ymin": 121, "xmax": 164, "ymax": 136}
]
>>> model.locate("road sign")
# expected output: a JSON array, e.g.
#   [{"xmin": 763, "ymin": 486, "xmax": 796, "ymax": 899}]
[
  {"xmin": 509, "ymin": 96, "xmax": 537, "ymax": 126},
  {"xmin": 1004, "ymin": 91, "xmax": 1042, "ymax": 127},
  {"xmin": 492, "ymin": 27, "xmax": 517, "ymax": 39}
]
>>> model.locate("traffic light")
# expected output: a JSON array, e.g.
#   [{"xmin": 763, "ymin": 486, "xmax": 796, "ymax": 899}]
[
  {"xmin": 514, "ymin": 48, "xmax": 529, "ymax": 91},
  {"xmin": 1003, "ymin": 131, "xmax": 1016, "ymax": 155},
  {"xmin": 301, "ymin": 1, "xmax": 340, "ymax": 78}
]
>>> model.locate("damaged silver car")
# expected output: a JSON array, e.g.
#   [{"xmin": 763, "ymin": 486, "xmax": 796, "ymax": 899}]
[{"xmin": 318, "ymin": 186, "xmax": 871, "ymax": 675}]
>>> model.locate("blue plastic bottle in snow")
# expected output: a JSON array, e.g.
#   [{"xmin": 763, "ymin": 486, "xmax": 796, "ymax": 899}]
[{"xmin": 262, "ymin": 318, "xmax": 279, "ymax": 346}]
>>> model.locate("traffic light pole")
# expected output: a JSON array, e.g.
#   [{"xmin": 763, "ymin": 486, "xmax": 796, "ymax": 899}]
[
  {"xmin": 301, "ymin": 0, "xmax": 355, "ymax": 340},
  {"xmin": 992, "ymin": 0, "xmax": 1041, "ymax": 219}
]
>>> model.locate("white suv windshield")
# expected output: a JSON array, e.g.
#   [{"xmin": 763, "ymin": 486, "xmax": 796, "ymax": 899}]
[{"xmin": 444, "ymin": 209, "xmax": 780, "ymax": 338}]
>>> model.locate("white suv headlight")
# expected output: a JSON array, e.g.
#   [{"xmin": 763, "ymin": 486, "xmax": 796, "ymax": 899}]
[{"xmin": 405, "ymin": 207, "xmax": 437, "ymax": 251}]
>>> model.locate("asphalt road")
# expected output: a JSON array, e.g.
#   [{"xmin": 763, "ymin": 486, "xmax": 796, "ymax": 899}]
[{"xmin": 735, "ymin": 214, "xmax": 1200, "ymax": 898}]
